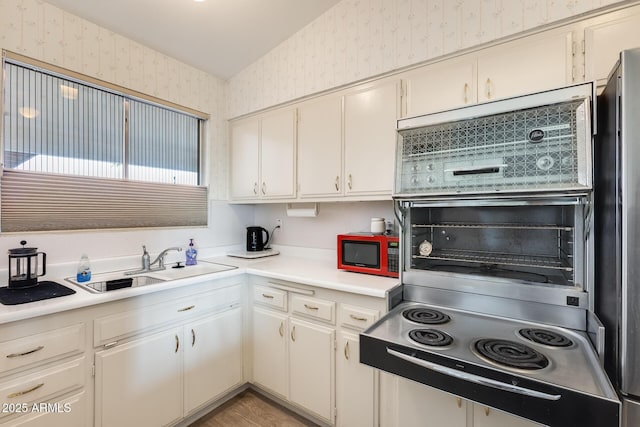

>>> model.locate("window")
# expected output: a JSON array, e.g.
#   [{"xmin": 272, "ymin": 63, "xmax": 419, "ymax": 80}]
[{"xmin": 1, "ymin": 51, "xmax": 208, "ymax": 232}]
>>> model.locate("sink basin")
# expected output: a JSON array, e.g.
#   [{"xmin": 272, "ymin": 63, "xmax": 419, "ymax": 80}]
[
  {"xmin": 66, "ymin": 272, "xmax": 166, "ymax": 293},
  {"xmin": 152, "ymin": 260, "xmax": 237, "ymax": 280},
  {"xmin": 65, "ymin": 261, "xmax": 236, "ymax": 293}
]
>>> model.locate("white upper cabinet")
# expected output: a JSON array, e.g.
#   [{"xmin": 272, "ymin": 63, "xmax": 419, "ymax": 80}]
[
  {"xmin": 583, "ymin": 6, "xmax": 640, "ymax": 86},
  {"xmin": 229, "ymin": 108, "xmax": 296, "ymax": 201},
  {"xmin": 344, "ymin": 80, "xmax": 401, "ymax": 196},
  {"xmin": 404, "ymin": 58, "xmax": 476, "ymax": 117},
  {"xmin": 476, "ymin": 29, "xmax": 573, "ymax": 103},
  {"xmin": 229, "ymin": 118, "xmax": 260, "ymax": 199},
  {"xmin": 297, "ymin": 95, "xmax": 343, "ymax": 198}
]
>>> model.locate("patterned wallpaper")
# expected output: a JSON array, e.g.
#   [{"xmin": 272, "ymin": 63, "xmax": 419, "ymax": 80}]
[
  {"xmin": 228, "ymin": 0, "xmax": 627, "ymax": 118},
  {"xmin": 0, "ymin": 0, "xmax": 229, "ymax": 199}
]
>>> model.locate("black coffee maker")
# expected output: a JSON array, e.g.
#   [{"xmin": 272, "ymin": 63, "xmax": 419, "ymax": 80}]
[
  {"xmin": 246, "ymin": 226, "xmax": 270, "ymax": 252},
  {"xmin": 8, "ymin": 240, "xmax": 46, "ymax": 289}
]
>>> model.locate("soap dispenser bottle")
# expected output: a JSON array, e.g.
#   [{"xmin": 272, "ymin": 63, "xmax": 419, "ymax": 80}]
[
  {"xmin": 76, "ymin": 254, "xmax": 91, "ymax": 282},
  {"xmin": 185, "ymin": 239, "xmax": 197, "ymax": 266}
]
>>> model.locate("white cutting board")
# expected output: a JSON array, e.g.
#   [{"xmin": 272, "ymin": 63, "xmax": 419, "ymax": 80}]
[{"xmin": 226, "ymin": 249, "xmax": 280, "ymax": 259}]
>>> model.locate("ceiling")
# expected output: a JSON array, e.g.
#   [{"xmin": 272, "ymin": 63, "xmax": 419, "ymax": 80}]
[{"xmin": 44, "ymin": 0, "xmax": 341, "ymax": 80}]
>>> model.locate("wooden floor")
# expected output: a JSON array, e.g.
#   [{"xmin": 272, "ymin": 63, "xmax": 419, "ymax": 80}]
[{"xmin": 189, "ymin": 390, "xmax": 318, "ymax": 427}]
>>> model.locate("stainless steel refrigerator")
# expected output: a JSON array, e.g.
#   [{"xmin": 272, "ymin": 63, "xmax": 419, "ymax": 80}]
[{"xmin": 595, "ymin": 47, "xmax": 640, "ymax": 427}]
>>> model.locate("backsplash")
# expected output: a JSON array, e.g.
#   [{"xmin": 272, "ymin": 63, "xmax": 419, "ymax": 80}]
[
  {"xmin": 228, "ymin": 0, "xmax": 626, "ymax": 118},
  {"xmin": 254, "ymin": 201, "xmax": 395, "ymax": 250}
]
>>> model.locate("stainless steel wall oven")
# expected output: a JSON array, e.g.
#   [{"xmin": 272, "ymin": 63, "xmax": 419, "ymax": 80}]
[{"xmin": 361, "ymin": 83, "xmax": 620, "ymax": 426}]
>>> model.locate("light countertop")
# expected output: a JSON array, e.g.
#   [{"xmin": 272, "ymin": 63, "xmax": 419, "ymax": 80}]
[{"xmin": 0, "ymin": 249, "xmax": 399, "ymax": 325}]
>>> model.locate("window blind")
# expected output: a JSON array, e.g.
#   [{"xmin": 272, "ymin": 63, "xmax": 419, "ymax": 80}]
[{"xmin": 0, "ymin": 169, "xmax": 208, "ymax": 232}]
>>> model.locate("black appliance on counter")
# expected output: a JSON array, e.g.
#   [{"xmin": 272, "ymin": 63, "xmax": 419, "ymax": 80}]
[
  {"xmin": 360, "ymin": 83, "xmax": 620, "ymax": 426},
  {"xmin": 0, "ymin": 241, "xmax": 74, "ymax": 305}
]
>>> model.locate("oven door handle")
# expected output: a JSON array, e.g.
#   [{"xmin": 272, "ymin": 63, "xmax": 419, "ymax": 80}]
[
  {"xmin": 386, "ymin": 347, "xmax": 562, "ymax": 401},
  {"xmin": 444, "ymin": 164, "xmax": 507, "ymax": 176}
]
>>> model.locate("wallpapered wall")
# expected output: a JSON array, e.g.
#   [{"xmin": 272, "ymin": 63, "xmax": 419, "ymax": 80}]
[
  {"xmin": 0, "ymin": 0, "xmax": 229, "ymax": 199},
  {"xmin": 228, "ymin": 0, "xmax": 626, "ymax": 118}
]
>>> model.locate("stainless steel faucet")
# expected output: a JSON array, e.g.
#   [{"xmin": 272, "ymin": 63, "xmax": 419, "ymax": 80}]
[{"xmin": 126, "ymin": 245, "xmax": 183, "ymax": 275}]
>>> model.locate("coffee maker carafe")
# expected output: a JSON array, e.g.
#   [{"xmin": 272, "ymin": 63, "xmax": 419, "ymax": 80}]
[
  {"xmin": 246, "ymin": 226, "xmax": 270, "ymax": 252},
  {"xmin": 8, "ymin": 240, "xmax": 46, "ymax": 289}
]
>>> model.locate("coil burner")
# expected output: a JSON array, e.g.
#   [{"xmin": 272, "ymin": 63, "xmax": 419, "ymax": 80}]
[
  {"xmin": 474, "ymin": 338, "xmax": 549, "ymax": 370},
  {"xmin": 408, "ymin": 329, "xmax": 454, "ymax": 347},
  {"xmin": 519, "ymin": 328, "xmax": 573, "ymax": 347},
  {"xmin": 402, "ymin": 308, "xmax": 451, "ymax": 325}
]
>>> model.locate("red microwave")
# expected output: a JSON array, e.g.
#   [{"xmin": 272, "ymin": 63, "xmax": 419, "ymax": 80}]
[{"xmin": 337, "ymin": 233, "xmax": 399, "ymax": 278}]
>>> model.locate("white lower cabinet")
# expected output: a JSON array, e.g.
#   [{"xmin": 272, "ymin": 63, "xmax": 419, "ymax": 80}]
[
  {"xmin": 386, "ymin": 377, "xmax": 543, "ymax": 427},
  {"xmin": 289, "ymin": 318, "xmax": 334, "ymax": 421},
  {"xmin": 335, "ymin": 331, "xmax": 376, "ymax": 427},
  {"xmin": 184, "ymin": 307, "xmax": 244, "ymax": 414},
  {"xmin": 95, "ymin": 327, "xmax": 183, "ymax": 427},
  {"xmin": 252, "ymin": 307, "xmax": 289, "ymax": 399}
]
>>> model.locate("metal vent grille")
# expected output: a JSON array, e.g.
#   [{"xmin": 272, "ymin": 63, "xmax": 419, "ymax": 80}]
[{"xmin": 396, "ymin": 99, "xmax": 590, "ymax": 196}]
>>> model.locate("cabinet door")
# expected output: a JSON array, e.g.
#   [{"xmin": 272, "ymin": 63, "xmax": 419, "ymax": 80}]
[
  {"xmin": 252, "ymin": 307, "xmax": 288, "ymax": 399},
  {"xmin": 336, "ymin": 331, "xmax": 376, "ymax": 427},
  {"xmin": 230, "ymin": 119, "xmax": 260, "ymax": 199},
  {"xmin": 298, "ymin": 96, "xmax": 343, "ymax": 197},
  {"xmin": 394, "ymin": 378, "xmax": 467, "ymax": 427},
  {"xmin": 184, "ymin": 307, "xmax": 243, "ymax": 414},
  {"xmin": 344, "ymin": 80, "xmax": 400, "ymax": 196},
  {"xmin": 260, "ymin": 108, "xmax": 296, "ymax": 198},
  {"xmin": 289, "ymin": 318, "xmax": 335, "ymax": 422},
  {"xmin": 473, "ymin": 405, "xmax": 543, "ymax": 427},
  {"xmin": 584, "ymin": 8, "xmax": 640, "ymax": 86},
  {"xmin": 94, "ymin": 328, "xmax": 183, "ymax": 427},
  {"xmin": 477, "ymin": 30, "xmax": 572, "ymax": 103},
  {"xmin": 405, "ymin": 59, "xmax": 476, "ymax": 117}
]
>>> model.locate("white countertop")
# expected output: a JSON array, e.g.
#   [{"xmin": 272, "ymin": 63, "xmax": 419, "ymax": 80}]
[{"xmin": 0, "ymin": 249, "xmax": 399, "ymax": 325}]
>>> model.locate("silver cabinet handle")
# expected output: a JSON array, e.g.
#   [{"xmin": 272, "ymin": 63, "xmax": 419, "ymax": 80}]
[
  {"xmin": 344, "ymin": 341, "xmax": 350, "ymax": 360},
  {"xmin": 6, "ymin": 346, "xmax": 44, "ymax": 358},
  {"xmin": 386, "ymin": 347, "xmax": 561, "ymax": 401},
  {"xmin": 349, "ymin": 314, "xmax": 367, "ymax": 322},
  {"xmin": 178, "ymin": 305, "xmax": 195, "ymax": 312},
  {"xmin": 175, "ymin": 335, "xmax": 180, "ymax": 353},
  {"xmin": 484, "ymin": 406, "xmax": 490, "ymax": 416},
  {"xmin": 347, "ymin": 174, "xmax": 353, "ymax": 190},
  {"xmin": 262, "ymin": 293, "xmax": 274, "ymax": 299},
  {"xmin": 335, "ymin": 176, "xmax": 339, "ymax": 191},
  {"xmin": 304, "ymin": 304, "xmax": 319, "ymax": 310},
  {"xmin": 485, "ymin": 78, "xmax": 492, "ymax": 99},
  {"xmin": 456, "ymin": 397, "xmax": 462, "ymax": 408},
  {"xmin": 7, "ymin": 383, "xmax": 44, "ymax": 398},
  {"xmin": 191, "ymin": 329, "xmax": 196, "ymax": 347},
  {"xmin": 279, "ymin": 322, "xmax": 284, "ymax": 337},
  {"xmin": 290, "ymin": 326, "xmax": 296, "ymax": 342},
  {"xmin": 261, "ymin": 182, "xmax": 266, "ymax": 195},
  {"xmin": 463, "ymin": 83, "xmax": 469, "ymax": 103},
  {"xmin": 253, "ymin": 182, "xmax": 258, "ymax": 195}
]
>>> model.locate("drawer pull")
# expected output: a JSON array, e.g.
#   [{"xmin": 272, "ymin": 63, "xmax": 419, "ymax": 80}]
[
  {"xmin": 178, "ymin": 305, "xmax": 195, "ymax": 312},
  {"xmin": 261, "ymin": 293, "xmax": 274, "ymax": 299},
  {"xmin": 344, "ymin": 341, "xmax": 350, "ymax": 360},
  {"xmin": 175, "ymin": 335, "xmax": 180, "ymax": 353},
  {"xmin": 291, "ymin": 326, "xmax": 296, "ymax": 342},
  {"xmin": 6, "ymin": 345, "xmax": 45, "ymax": 358},
  {"xmin": 304, "ymin": 304, "xmax": 319, "ymax": 311},
  {"xmin": 456, "ymin": 397, "xmax": 462, "ymax": 408},
  {"xmin": 7, "ymin": 383, "xmax": 44, "ymax": 398},
  {"xmin": 191, "ymin": 329, "xmax": 196, "ymax": 347},
  {"xmin": 279, "ymin": 322, "xmax": 284, "ymax": 337},
  {"xmin": 349, "ymin": 314, "xmax": 368, "ymax": 322}
]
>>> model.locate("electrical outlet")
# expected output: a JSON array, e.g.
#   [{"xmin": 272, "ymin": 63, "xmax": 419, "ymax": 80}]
[{"xmin": 276, "ymin": 219, "xmax": 283, "ymax": 229}]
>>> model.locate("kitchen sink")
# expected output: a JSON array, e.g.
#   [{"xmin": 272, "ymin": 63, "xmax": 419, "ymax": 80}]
[
  {"xmin": 65, "ymin": 261, "xmax": 237, "ymax": 293},
  {"xmin": 66, "ymin": 273, "xmax": 167, "ymax": 293}
]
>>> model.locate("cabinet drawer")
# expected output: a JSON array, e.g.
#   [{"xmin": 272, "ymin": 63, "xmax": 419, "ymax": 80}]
[
  {"xmin": 0, "ymin": 357, "xmax": 85, "ymax": 420},
  {"xmin": 4, "ymin": 390, "xmax": 87, "ymax": 427},
  {"xmin": 0, "ymin": 324, "xmax": 85, "ymax": 376},
  {"xmin": 291, "ymin": 296, "xmax": 335, "ymax": 324},
  {"xmin": 95, "ymin": 284, "xmax": 242, "ymax": 346},
  {"xmin": 340, "ymin": 304, "xmax": 379, "ymax": 330},
  {"xmin": 253, "ymin": 285, "xmax": 287, "ymax": 311}
]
